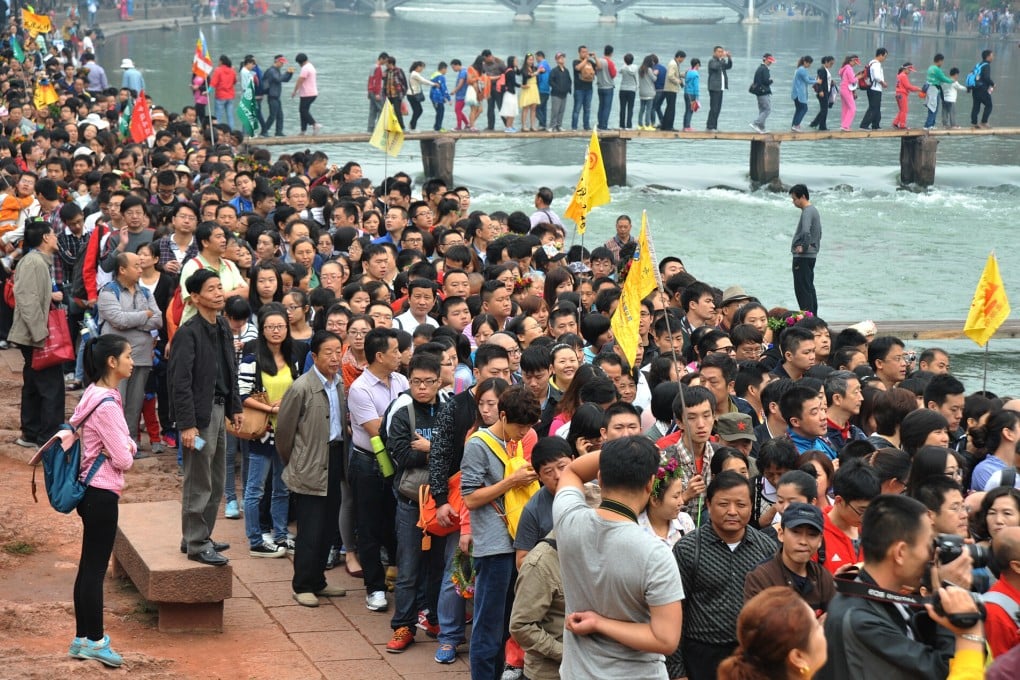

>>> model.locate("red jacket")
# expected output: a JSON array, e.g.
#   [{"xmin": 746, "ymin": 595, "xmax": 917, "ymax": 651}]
[
  {"xmin": 210, "ymin": 64, "xmax": 237, "ymax": 101},
  {"xmin": 819, "ymin": 507, "xmax": 860, "ymax": 575},
  {"xmin": 986, "ymin": 576, "xmax": 1020, "ymax": 658}
]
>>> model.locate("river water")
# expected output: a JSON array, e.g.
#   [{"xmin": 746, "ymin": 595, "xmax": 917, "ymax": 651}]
[{"xmin": 99, "ymin": 4, "xmax": 1019, "ymax": 392}]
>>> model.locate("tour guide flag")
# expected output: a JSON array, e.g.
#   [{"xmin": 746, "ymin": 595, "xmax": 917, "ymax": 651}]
[
  {"xmin": 192, "ymin": 31, "xmax": 213, "ymax": 79},
  {"xmin": 563, "ymin": 130, "xmax": 611, "ymax": 235},
  {"xmin": 369, "ymin": 99, "xmax": 404, "ymax": 157},
  {"xmin": 964, "ymin": 252, "xmax": 1010, "ymax": 346},
  {"xmin": 610, "ymin": 212, "xmax": 658, "ymax": 367},
  {"xmin": 129, "ymin": 92, "xmax": 154, "ymax": 144},
  {"xmin": 33, "ymin": 81, "xmax": 59, "ymax": 111},
  {"xmin": 238, "ymin": 78, "xmax": 258, "ymax": 137},
  {"xmin": 11, "ymin": 37, "xmax": 24, "ymax": 64},
  {"xmin": 21, "ymin": 9, "xmax": 52, "ymax": 38}
]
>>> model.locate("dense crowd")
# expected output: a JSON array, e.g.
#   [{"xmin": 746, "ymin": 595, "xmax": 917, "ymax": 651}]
[{"xmin": 4, "ymin": 9, "xmax": 1020, "ymax": 680}]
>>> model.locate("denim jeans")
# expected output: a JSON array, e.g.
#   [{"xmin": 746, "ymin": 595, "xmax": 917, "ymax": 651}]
[
  {"xmin": 263, "ymin": 96, "xmax": 284, "ymax": 136},
  {"xmin": 792, "ymin": 100, "xmax": 809, "ymax": 127},
  {"xmin": 571, "ymin": 88, "xmax": 593, "ymax": 130},
  {"xmin": 392, "ymin": 498, "xmax": 445, "ymax": 629},
  {"xmin": 596, "ymin": 88, "xmax": 614, "ymax": 129},
  {"xmin": 432, "ymin": 101, "xmax": 445, "ymax": 131},
  {"xmin": 638, "ymin": 98, "xmax": 653, "ymax": 126},
  {"xmin": 437, "ymin": 529, "xmax": 466, "ymax": 647},
  {"xmin": 469, "ymin": 553, "xmax": 515, "ymax": 680},
  {"xmin": 243, "ymin": 443, "xmax": 289, "ymax": 547},
  {"xmin": 537, "ymin": 91, "xmax": 549, "ymax": 127},
  {"xmin": 214, "ymin": 98, "xmax": 234, "ymax": 127},
  {"xmin": 683, "ymin": 94, "xmax": 696, "ymax": 129}
]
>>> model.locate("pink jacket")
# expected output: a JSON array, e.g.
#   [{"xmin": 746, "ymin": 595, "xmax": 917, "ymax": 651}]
[{"xmin": 71, "ymin": 385, "xmax": 136, "ymax": 496}]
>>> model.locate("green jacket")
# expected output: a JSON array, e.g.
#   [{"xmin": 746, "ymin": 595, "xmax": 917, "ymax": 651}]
[{"xmin": 926, "ymin": 64, "xmax": 954, "ymax": 86}]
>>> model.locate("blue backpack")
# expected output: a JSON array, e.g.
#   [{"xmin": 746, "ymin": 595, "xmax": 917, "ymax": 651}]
[
  {"xmin": 965, "ymin": 62, "xmax": 984, "ymax": 90},
  {"xmin": 30, "ymin": 397, "xmax": 116, "ymax": 513}
]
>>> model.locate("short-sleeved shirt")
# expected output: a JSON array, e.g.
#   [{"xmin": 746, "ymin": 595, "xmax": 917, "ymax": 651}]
[
  {"xmin": 553, "ymin": 486, "xmax": 684, "ymax": 679},
  {"xmin": 972, "ymin": 454, "xmax": 1008, "ymax": 492},
  {"xmin": 821, "ymin": 507, "xmax": 860, "ymax": 574},
  {"xmin": 455, "ymin": 69, "xmax": 468, "ymax": 101},
  {"xmin": 297, "ymin": 62, "xmax": 318, "ymax": 97},
  {"xmin": 179, "ymin": 254, "xmax": 246, "ymax": 324},
  {"xmin": 460, "ymin": 433, "xmax": 514, "ymax": 558},
  {"xmin": 513, "ymin": 489, "xmax": 555, "ymax": 553},
  {"xmin": 348, "ymin": 369, "xmax": 409, "ymax": 452}
]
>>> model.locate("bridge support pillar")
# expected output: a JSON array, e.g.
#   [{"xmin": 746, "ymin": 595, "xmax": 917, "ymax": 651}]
[
  {"xmin": 899, "ymin": 135, "xmax": 938, "ymax": 187},
  {"xmin": 601, "ymin": 137, "xmax": 627, "ymax": 187},
  {"xmin": 420, "ymin": 137, "xmax": 457, "ymax": 187},
  {"xmin": 749, "ymin": 139, "xmax": 780, "ymax": 185}
]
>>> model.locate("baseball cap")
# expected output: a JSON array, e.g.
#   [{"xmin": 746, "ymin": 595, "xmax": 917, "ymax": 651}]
[
  {"xmin": 716, "ymin": 413, "xmax": 756, "ymax": 442},
  {"xmin": 781, "ymin": 502, "xmax": 824, "ymax": 533},
  {"xmin": 555, "ymin": 52, "xmax": 566, "ymax": 59}
]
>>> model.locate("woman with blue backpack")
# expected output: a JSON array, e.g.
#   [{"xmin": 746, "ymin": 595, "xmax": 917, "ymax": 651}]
[{"xmin": 69, "ymin": 334, "xmax": 137, "ymax": 667}]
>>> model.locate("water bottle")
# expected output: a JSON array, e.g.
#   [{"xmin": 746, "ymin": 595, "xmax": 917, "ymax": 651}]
[
  {"xmin": 83, "ymin": 311, "xmax": 99, "ymax": 338},
  {"xmin": 370, "ymin": 435, "xmax": 394, "ymax": 478}
]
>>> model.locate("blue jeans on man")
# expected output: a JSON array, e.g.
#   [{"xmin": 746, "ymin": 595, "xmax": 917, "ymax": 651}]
[
  {"xmin": 214, "ymin": 98, "xmax": 234, "ymax": 127},
  {"xmin": 571, "ymin": 89, "xmax": 593, "ymax": 130},
  {"xmin": 537, "ymin": 92, "xmax": 549, "ymax": 128},
  {"xmin": 469, "ymin": 553, "xmax": 515, "ymax": 680},
  {"xmin": 392, "ymin": 498, "xmax": 445, "ymax": 631},
  {"xmin": 597, "ymin": 88, "xmax": 614, "ymax": 129}
]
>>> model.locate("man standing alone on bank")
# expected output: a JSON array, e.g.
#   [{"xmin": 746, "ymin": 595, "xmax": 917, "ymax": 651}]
[
  {"xmin": 789, "ymin": 184, "xmax": 821, "ymax": 315},
  {"xmin": 706, "ymin": 46, "xmax": 732, "ymax": 130}
]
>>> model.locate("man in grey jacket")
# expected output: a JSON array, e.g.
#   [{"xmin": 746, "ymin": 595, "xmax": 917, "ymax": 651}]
[
  {"xmin": 789, "ymin": 184, "xmax": 821, "ymax": 315},
  {"xmin": 706, "ymin": 46, "xmax": 732, "ymax": 130},
  {"xmin": 277, "ymin": 330, "xmax": 348, "ymax": 607},
  {"xmin": 260, "ymin": 54, "xmax": 294, "ymax": 137},
  {"xmin": 97, "ymin": 252, "xmax": 162, "ymax": 453}
]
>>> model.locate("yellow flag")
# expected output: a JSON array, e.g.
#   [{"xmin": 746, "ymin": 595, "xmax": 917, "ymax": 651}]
[
  {"xmin": 21, "ymin": 9, "xmax": 52, "ymax": 38},
  {"xmin": 610, "ymin": 212, "xmax": 658, "ymax": 368},
  {"xmin": 964, "ymin": 252, "xmax": 1010, "ymax": 346},
  {"xmin": 563, "ymin": 130, "xmax": 611, "ymax": 235},
  {"xmin": 33, "ymin": 82, "xmax": 58, "ymax": 111},
  {"xmin": 369, "ymin": 99, "xmax": 404, "ymax": 158}
]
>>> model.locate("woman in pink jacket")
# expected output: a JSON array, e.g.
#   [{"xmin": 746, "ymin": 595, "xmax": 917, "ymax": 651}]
[
  {"xmin": 838, "ymin": 54, "xmax": 859, "ymax": 131},
  {"xmin": 893, "ymin": 62, "xmax": 922, "ymax": 129},
  {"xmin": 67, "ymin": 335, "xmax": 136, "ymax": 668}
]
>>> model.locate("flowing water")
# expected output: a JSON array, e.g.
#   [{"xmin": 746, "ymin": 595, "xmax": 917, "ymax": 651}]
[{"xmin": 99, "ymin": 4, "xmax": 1020, "ymax": 392}]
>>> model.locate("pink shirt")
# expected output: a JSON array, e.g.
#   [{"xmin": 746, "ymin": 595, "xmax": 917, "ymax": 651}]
[
  {"xmin": 71, "ymin": 385, "xmax": 136, "ymax": 496},
  {"xmin": 297, "ymin": 62, "xmax": 318, "ymax": 97}
]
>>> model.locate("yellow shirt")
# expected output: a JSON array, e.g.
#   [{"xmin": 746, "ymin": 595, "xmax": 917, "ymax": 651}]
[{"xmin": 262, "ymin": 367, "xmax": 294, "ymax": 428}]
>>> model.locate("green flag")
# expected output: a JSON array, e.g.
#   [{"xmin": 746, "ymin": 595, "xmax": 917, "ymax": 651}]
[
  {"xmin": 238, "ymin": 77, "xmax": 257, "ymax": 137},
  {"xmin": 118, "ymin": 97, "xmax": 132, "ymax": 139},
  {"xmin": 11, "ymin": 37, "xmax": 24, "ymax": 64}
]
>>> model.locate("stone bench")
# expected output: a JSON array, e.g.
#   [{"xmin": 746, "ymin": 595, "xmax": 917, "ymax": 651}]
[{"xmin": 112, "ymin": 499, "xmax": 232, "ymax": 633}]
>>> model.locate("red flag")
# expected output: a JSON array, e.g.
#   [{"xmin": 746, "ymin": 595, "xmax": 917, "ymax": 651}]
[{"xmin": 129, "ymin": 91, "xmax": 154, "ymax": 144}]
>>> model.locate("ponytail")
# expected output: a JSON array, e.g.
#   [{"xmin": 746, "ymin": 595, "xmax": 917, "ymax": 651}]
[{"xmin": 83, "ymin": 334, "xmax": 129, "ymax": 386}]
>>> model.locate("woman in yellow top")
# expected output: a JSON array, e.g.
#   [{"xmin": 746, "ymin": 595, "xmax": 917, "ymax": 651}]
[
  {"xmin": 239, "ymin": 304, "xmax": 302, "ymax": 557},
  {"xmin": 518, "ymin": 53, "xmax": 541, "ymax": 131}
]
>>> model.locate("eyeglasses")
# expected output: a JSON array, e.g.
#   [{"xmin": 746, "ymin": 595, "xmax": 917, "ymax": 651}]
[
  {"xmin": 263, "ymin": 324, "xmax": 288, "ymax": 332},
  {"xmin": 713, "ymin": 345, "xmax": 736, "ymax": 354},
  {"xmin": 348, "ymin": 329, "xmax": 369, "ymax": 337},
  {"xmin": 505, "ymin": 347, "xmax": 522, "ymax": 356},
  {"xmin": 284, "ymin": 304, "xmax": 303, "ymax": 312},
  {"xmin": 410, "ymin": 378, "xmax": 439, "ymax": 387},
  {"xmin": 847, "ymin": 502, "xmax": 869, "ymax": 517},
  {"xmin": 945, "ymin": 468, "xmax": 962, "ymax": 479}
]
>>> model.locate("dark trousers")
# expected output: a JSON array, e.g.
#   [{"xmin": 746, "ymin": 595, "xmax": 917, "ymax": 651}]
[
  {"xmin": 487, "ymin": 91, "xmax": 504, "ymax": 130},
  {"xmin": 810, "ymin": 94, "xmax": 830, "ymax": 130},
  {"xmin": 706, "ymin": 89, "xmax": 723, "ymax": 129},
  {"xmin": 683, "ymin": 638, "xmax": 737, "ymax": 680},
  {"xmin": 432, "ymin": 101, "xmax": 445, "ymax": 131},
  {"xmin": 388, "ymin": 96, "xmax": 405, "ymax": 130},
  {"xmin": 391, "ymin": 497, "xmax": 445, "ymax": 629},
  {"xmin": 350, "ymin": 450, "xmax": 397, "ymax": 594},
  {"xmin": 793, "ymin": 256, "xmax": 818, "ymax": 314},
  {"xmin": 661, "ymin": 91, "xmax": 678, "ymax": 130},
  {"xmin": 291, "ymin": 442, "xmax": 343, "ymax": 594},
  {"xmin": 74, "ymin": 486, "xmax": 118, "ymax": 640},
  {"xmin": 652, "ymin": 91, "xmax": 666, "ymax": 123},
  {"xmin": 409, "ymin": 95, "xmax": 424, "ymax": 130},
  {"xmin": 298, "ymin": 95, "xmax": 316, "ymax": 132},
  {"xmin": 596, "ymin": 88, "xmax": 614, "ymax": 129},
  {"xmin": 20, "ymin": 346, "xmax": 64, "ymax": 444},
  {"xmin": 860, "ymin": 89, "xmax": 883, "ymax": 129},
  {"xmin": 537, "ymin": 91, "xmax": 549, "ymax": 127},
  {"xmin": 262, "ymin": 96, "xmax": 284, "ymax": 136},
  {"xmin": 618, "ymin": 90, "xmax": 635, "ymax": 128},
  {"xmin": 971, "ymin": 88, "xmax": 992, "ymax": 125},
  {"xmin": 683, "ymin": 94, "xmax": 696, "ymax": 128}
]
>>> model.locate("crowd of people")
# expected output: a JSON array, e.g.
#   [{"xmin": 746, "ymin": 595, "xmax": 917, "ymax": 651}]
[{"xmin": 4, "ymin": 9, "xmax": 1020, "ymax": 680}]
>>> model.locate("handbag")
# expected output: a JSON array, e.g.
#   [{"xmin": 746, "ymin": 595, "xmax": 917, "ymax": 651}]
[
  {"xmin": 232, "ymin": 390, "xmax": 270, "ymax": 440},
  {"xmin": 32, "ymin": 307, "xmax": 75, "ymax": 370},
  {"xmin": 396, "ymin": 402, "xmax": 429, "ymax": 500},
  {"xmin": 416, "ymin": 474, "xmax": 462, "ymax": 544}
]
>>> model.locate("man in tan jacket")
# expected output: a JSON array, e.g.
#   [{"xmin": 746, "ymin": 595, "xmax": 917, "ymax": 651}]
[
  {"xmin": 11, "ymin": 219, "xmax": 64, "ymax": 447},
  {"xmin": 277, "ymin": 330, "xmax": 348, "ymax": 607}
]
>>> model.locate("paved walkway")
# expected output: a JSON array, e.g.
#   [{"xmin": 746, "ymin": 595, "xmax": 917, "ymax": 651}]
[{"xmin": 214, "ymin": 514, "xmax": 471, "ymax": 679}]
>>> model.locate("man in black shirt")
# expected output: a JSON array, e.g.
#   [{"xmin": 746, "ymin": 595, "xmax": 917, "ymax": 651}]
[{"xmin": 571, "ymin": 45, "xmax": 597, "ymax": 131}]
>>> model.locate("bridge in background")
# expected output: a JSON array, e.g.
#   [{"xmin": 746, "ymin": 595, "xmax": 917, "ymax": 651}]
[{"xmin": 307, "ymin": 0, "xmax": 839, "ymax": 22}]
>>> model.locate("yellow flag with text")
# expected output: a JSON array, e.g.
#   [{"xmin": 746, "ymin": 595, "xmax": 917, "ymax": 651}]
[
  {"xmin": 22, "ymin": 9, "xmax": 52, "ymax": 38},
  {"xmin": 563, "ymin": 130, "xmax": 610, "ymax": 235},
  {"xmin": 610, "ymin": 212, "xmax": 658, "ymax": 368},
  {"xmin": 964, "ymin": 252, "xmax": 1010, "ymax": 346},
  {"xmin": 369, "ymin": 99, "xmax": 404, "ymax": 158},
  {"xmin": 33, "ymin": 82, "xmax": 58, "ymax": 111}
]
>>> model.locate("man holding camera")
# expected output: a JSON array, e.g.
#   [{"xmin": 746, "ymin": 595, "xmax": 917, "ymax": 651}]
[{"xmin": 819, "ymin": 494, "xmax": 983, "ymax": 680}]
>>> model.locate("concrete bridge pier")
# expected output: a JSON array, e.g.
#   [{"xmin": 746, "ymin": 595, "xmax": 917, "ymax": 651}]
[
  {"xmin": 749, "ymin": 139, "xmax": 781, "ymax": 185},
  {"xmin": 601, "ymin": 137, "xmax": 627, "ymax": 186},
  {"xmin": 370, "ymin": 0, "xmax": 390, "ymax": 18},
  {"xmin": 899, "ymin": 135, "xmax": 939, "ymax": 187},
  {"xmin": 420, "ymin": 137, "xmax": 457, "ymax": 187}
]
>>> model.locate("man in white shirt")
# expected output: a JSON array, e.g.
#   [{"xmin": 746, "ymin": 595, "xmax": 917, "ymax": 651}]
[{"xmin": 859, "ymin": 48, "xmax": 889, "ymax": 130}]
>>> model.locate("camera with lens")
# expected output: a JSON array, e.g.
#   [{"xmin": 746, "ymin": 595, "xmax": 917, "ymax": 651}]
[{"xmin": 934, "ymin": 533, "xmax": 990, "ymax": 568}]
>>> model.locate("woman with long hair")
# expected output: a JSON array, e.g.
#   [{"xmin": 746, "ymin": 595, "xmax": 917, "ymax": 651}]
[
  {"xmin": 467, "ymin": 55, "xmax": 485, "ymax": 131},
  {"xmin": 549, "ymin": 364, "xmax": 598, "ymax": 436},
  {"xmin": 718, "ymin": 586, "xmax": 827, "ymax": 679},
  {"xmin": 249, "ymin": 261, "xmax": 284, "ymax": 315},
  {"xmin": 407, "ymin": 60, "xmax": 434, "ymax": 131},
  {"xmin": 972, "ymin": 409, "xmax": 1020, "ymax": 491},
  {"xmin": 341, "ymin": 314, "xmax": 375, "ymax": 390},
  {"xmin": 905, "ymin": 445, "xmax": 963, "ymax": 491},
  {"xmin": 239, "ymin": 305, "xmax": 302, "ymax": 557},
  {"xmin": 66, "ymin": 335, "xmax": 136, "ymax": 667},
  {"xmin": 518, "ymin": 53, "xmax": 540, "ymax": 131}
]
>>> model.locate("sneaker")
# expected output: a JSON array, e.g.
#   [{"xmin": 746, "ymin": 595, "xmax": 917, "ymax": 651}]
[
  {"xmin": 500, "ymin": 664, "xmax": 524, "ymax": 680},
  {"xmin": 64, "ymin": 372, "xmax": 75, "ymax": 383},
  {"xmin": 249, "ymin": 542, "xmax": 286, "ymax": 558},
  {"xmin": 0, "ymin": 340, "xmax": 9, "ymax": 349},
  {"xmin": 366, "ymin": 590, "xmax": 388, "ymax": 612},
  {"xmin": 68, "ymin": 636, "xmax": 86, "ymax": 660},
  {"xmin": 312, "ymin": 123, "xmax": 323, "ymax": 135},
  {"xmin": 316, "ymin": 584, "xmax": 347, "ymax": 597},
  {"xmin": 150, "ymin": 442, "xmax": 165, "ymax": 454},
  {"xmin": 162, "ymin": 433, "xmax": 177, "ymax": 448},
  {"xmin": 417, "ymin": 609, "xmax": 440, "ymax": 638},
  {"xmin": 325, "ymin": 545, "xmax": 342, "ymax": 570},
  {"xmin": 293, "ymin": 592, "xmax": 319, "ymax": 607},
  {"xmin": 749, "ymin": 123, "xmax": 764, "ymax": 133},
  {"xmin": 386, "ymin": 626, "xmax": 415, "ymax": 653},
  {"xmin": 434, "ymin": 643, "xmax": 458, "ymax": 664},
  {"xmin": 224, "ymin": 500, "xmax": 240, "ymax": 519},
  {"xmin": 262, "ymin": 532, "xmax": 274, "ymax": 545},
  {"xmin": 80, "ymin": 635, "xmax": 123, "ymax": 668},
  {"xmin": 274, "ymin": 537, "xmax": 296, "ymax": 555},
  {"xmin": 791, "ymin": 125, "xmax": 802, "ymax": 133}
]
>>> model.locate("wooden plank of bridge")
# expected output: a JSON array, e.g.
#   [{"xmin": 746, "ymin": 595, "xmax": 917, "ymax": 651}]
[{"xmin": 830, "ymin": 320, "xmax": 1020, "ymax": 341}]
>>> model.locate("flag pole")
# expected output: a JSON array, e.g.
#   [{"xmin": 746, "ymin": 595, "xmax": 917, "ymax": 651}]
[{"xmin": 982, "ymin": 342, "xmax": 989, "ymax": 392}]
